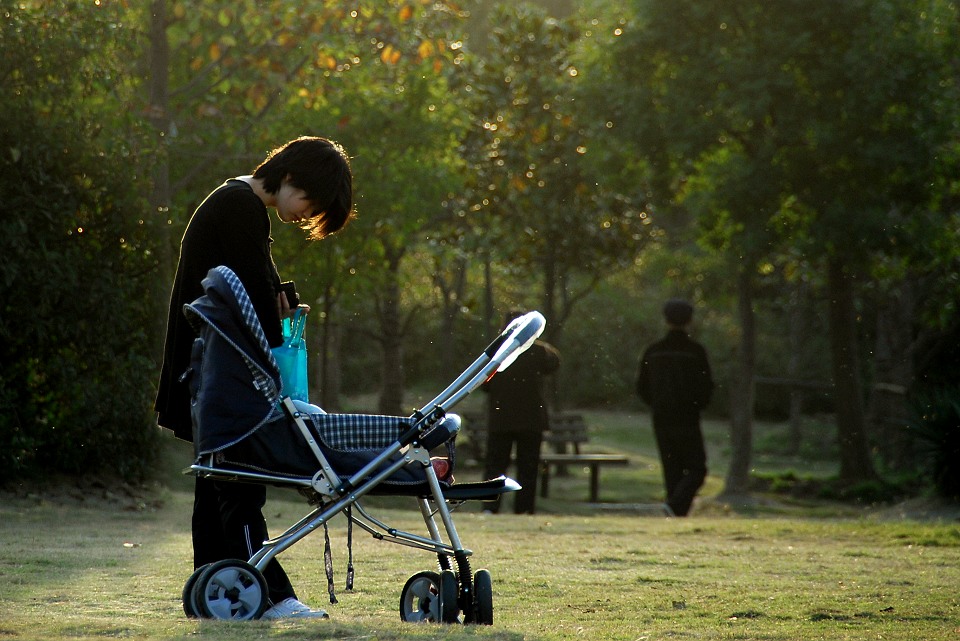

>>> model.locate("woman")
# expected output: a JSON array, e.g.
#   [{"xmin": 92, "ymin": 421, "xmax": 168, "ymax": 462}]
[{"xmin": 156, "ymin": 136, "xmax": 353, "ymax": 619}]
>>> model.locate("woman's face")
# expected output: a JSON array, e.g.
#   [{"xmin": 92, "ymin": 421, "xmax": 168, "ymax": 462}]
[{"xmin": 274, "ymin": 178, "xmax": 317, "ymax": 223}]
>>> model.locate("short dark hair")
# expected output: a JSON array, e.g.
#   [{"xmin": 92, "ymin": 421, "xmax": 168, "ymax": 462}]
[
  {"xmin": 663, "ymin": 299, "xmax": 694, "ymax": 326},
  {"xmin": 252, "ymin": 136, "xmax": 354, "ymax": 239}
]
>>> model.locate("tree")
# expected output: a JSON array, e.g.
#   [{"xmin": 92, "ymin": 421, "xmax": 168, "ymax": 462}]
[
  {"xmin": 465, "ymin": 3, "xmax": 647, "ymax": 353},
  {"xmin": 0, "ymin": 2, "xmax": 161, "ymax": 481},
  {"xmin": 596, "ymin": 0, "xmax": 953, "ymax": 487},
  {"xmin": 267, "ymin": 2, "xmax": 472, "ymax": 414}
]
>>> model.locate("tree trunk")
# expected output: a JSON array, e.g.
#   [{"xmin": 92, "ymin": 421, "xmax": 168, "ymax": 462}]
[
  {"xmin": 378, "ymin": 253, "xmax": 405, "ymax": 416},
  {"xmin": 827, "ymin": 258, "xmax": 878, "ymax": 484},
  {"xmin": 722, "ymin": 267, "xmax": 756, "ymax": 497},
  {"xmin": 866, "ymin": 277, "xmax": 915, "ymax": 471},
  {"xmin": 483, "ymin": 253, "xmax": 495, "ymax": 341},
  {"xmin": 434, "ymin": 255, "xmax": 467, "ymax": 379},
  {"xmin": 787, "ymin": 283, "xmax": 810, "ymax": 455},
  {"xmin": 316, "ymin": 287, "xmax": 343, "ymax": 412}
]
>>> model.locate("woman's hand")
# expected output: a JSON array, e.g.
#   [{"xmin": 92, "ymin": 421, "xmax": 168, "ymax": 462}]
[
  {"xmin": 277, "ymin": 292, "xmax": 310, "ymax": 319},
  {"xmin": 277, "ymin": 291, "xmax": 292, "ymax": 319}
]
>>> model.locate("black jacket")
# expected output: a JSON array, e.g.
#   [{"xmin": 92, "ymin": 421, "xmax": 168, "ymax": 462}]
[
  {"xmin": 636, "ymin": 329, "xmax": 713, "ymax": 414},
  {"xmin": 484, "ymin": 340, "xmax": 560, "ymax": 433},
  {"xmin": 155, "ymin": 180, "xmax": 283, "ymax": 441}
]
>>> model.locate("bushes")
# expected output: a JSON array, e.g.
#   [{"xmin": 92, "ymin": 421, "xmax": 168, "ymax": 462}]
[
  {"xmin": 0, "ymin": 3, "xmax": 162, "ymax": 482},
  {"xmin": 908, "ymin": 389, "xmax": 960, "ymax": 501}
]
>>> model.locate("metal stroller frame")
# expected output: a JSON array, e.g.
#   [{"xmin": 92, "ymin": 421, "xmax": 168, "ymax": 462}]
[{"xmin": 180, "ymin": 267, "xmax": 545, "ymax": 624}]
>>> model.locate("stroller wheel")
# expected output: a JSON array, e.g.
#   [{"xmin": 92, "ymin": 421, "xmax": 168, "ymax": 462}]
[
  {"xmin": 473, "ymin": 569, "xmax": 493, "ymax": 625},
  {"xmin": 192, "ymin": 559, "xmax": 269, "ymax": 620},
  {"xmin": 400, "ymin": 571, "xmax": 441, "ymax": 622},
  {"xmin": 182, "ymin": 563, "xmax": 211, "ymax": 618},
  {"xmin": 438, "ymin": 569, "xmax": 460, "ymax": 624}
]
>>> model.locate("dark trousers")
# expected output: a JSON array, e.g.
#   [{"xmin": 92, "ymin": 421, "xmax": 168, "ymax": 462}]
[
  {"xmin": 192, "ymin": 476, "xmax": 296, "ymax": 604},
  {"xmin": 651, "ymin": 412, "xmax": 707, "ymax": 516},
  {"xmin": 483, "ymin": 428, "xmax": 544, "ymax": 514}
]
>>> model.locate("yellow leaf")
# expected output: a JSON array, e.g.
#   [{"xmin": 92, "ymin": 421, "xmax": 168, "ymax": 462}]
[
  {"xmin": 209, "ymin": 43, "xmax": 221, "ymax": 62},
  {"xmin": 381, "ymin": 45, "xmax": 401, "ymax": 65},
  {"xmin": 418, "ymin": 39, "xmax": 434, "ymax": 60},
  {"xmin": 399, "ymin": 5, "xmax": 413, "ymax": 22},
  {"xmin": 316, "ymin": 53, "xmax": 337, "ymax": 70}
]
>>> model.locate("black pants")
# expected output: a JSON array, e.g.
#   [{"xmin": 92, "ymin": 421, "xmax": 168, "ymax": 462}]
[
  {"xmin": 483, "ymin": 428, "xmax": 543, "ymax": 514},
  {"xmin": 651, "ymin": 411, "xmax": 707, "ymax": 516},
  {"xmin": 192, "ymin": 476, "xmax": 297, "ymax": 605}
]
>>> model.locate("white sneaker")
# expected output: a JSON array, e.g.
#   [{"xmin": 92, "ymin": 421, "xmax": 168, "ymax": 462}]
[{"xmin": 261, "ymin": 597, "xmax": 329, "ymax": 620}]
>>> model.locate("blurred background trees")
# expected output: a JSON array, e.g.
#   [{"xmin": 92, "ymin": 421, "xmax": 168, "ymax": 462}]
[{"xmin": 2, "ymin": 0, "xmax": 958, "ymax": 499}]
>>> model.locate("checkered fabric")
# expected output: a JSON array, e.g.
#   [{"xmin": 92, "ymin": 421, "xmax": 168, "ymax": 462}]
[
  {"xmin": 214, "ymin": 266, "xmax": 282, "ymax": 407},
  {"xmin": 204, "ymin": 267, "xmax": 416, "ymax": 451},
  {"xmin": 306, "ymin": 412, "xmax": 414, "ymax": 451}
]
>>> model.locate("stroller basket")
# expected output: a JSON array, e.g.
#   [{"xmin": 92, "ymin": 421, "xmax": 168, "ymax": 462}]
[{"xmin": 180, "ymin": 266, "xmax": 542, "ymax": 624}]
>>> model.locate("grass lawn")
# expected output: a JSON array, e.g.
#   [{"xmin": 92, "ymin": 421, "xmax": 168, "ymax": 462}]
[{"xmin": 1, "ymin": 409, "xmax": 958, "ymax": 640}]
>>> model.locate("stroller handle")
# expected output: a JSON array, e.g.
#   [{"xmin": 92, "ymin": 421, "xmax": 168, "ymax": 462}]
[
  {"xmin": 415, "ymin": 311, "xmax": 545, "ymax": 420},
  {"xmin": 490, "ymin": 311, "xmax": 545, "ymax": 372}
]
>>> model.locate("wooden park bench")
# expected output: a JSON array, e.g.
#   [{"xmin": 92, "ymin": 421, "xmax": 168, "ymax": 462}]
[
  {"xmin": 539, "ymin": 452, "xmax": 630, "ymax": 503},
  {"xmin": 460, "ymin": 411, "xmax": 629, "ymax": 503},
  {"xmin": 541, "ymin": 412, "xmax": 591, "ymax": 454}
]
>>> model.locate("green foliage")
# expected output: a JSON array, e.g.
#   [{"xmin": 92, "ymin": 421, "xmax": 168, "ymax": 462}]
[
  {"xmin": 0, "ymin": 2, "xmax": 161, "ymax": 481},
  {"xmin": 465, "ymin": 3, "xmax": 650, "ymax": 334},
  {"xmin": 908, "ymin": 389, "xmax": 960, "ymax": 500},
  {"xmin": 752, "ymin": 471, "xmax": 910, "ymax": 505}
]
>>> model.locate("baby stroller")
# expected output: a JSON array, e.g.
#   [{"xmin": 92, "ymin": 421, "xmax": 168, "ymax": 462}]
[{"xmin": 180, "ymin": 266, "xmax": 544, "ymax": 624}]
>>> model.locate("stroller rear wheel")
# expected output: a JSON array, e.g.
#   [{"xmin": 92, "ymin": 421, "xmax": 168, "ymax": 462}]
[
  {"xmin": 400, "ymin": 570, "xmax": 441, "ymax": 622},
  {"xmin": 192, "ymin": 559, "xmax": 269, "ymax": 620},
  {"xmin": 438, "ymin": 569, "xmax": 460, "ymax": 623},
  {"xmin": 473, "ymin": 569, "xmax": 493, "ymax": 625}
]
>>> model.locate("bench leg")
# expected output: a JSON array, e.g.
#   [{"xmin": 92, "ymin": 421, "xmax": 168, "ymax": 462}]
[
  {"xmin": 540, "ymin": 461, "xmax": 550, "ymax": 498},
  {"xmin": 588, "ymin": 464, "xmax": 600, "ymax": 502}
]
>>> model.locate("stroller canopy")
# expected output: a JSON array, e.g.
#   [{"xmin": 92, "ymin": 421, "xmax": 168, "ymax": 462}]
[{"xmin": 184, "ymin": 266, "xmax": 283, "ymax": 455}]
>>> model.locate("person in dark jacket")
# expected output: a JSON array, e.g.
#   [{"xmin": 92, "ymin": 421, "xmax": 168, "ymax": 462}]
[
  {"xmin": 482, "ymin": 312, "xmax": 561, "ymax": 514},
  {"xmin": 636, "ymin": 299, "xmax": 714, "ymax": 516},
  {"xmin": 155, "ymin": 136, "xmax": 353, "ymax": 619}
]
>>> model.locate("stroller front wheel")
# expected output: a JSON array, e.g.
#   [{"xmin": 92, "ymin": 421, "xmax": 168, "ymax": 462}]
[
  {"xmin": 181, "ymin": 563, "xmax": 211, "ymax": 618},
  {"xmin": 192, "ymin": 559, "xmax": 269, "ymax": 620}
]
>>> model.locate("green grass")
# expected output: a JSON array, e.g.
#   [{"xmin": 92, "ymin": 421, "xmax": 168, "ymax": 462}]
[{"xmin": 1, "ymin": 412, "xmax": 958, "ymax": 641}]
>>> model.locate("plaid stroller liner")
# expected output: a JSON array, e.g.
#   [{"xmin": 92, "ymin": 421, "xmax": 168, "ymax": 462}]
[{"xmin": 215, "ymin": 411, "xmax": 457, "ymax": 492}]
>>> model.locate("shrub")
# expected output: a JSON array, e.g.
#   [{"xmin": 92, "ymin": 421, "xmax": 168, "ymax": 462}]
[{"xmin": 907, "ymin": 389, "xmax": 960, "ymax": 501}]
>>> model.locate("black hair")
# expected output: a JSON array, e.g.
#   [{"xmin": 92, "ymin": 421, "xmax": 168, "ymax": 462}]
[
  {"xmin": 252, "ymin": 136, "xmax": 354, "ymax": 239},
  {"xmin": 663, "ymin": 299, "xmax": 694, "ymax": 326}
]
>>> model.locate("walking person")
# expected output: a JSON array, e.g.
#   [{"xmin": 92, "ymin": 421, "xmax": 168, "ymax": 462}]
[
  {"xmin": 155, "ymin": 136, "xmax": 353, "ymax": 618},
  {"xmin": 636, "ymin": 299, "xmax": 714, "ymax": 516},
  {"xmin": 482, "ymin": 312, "xmax": 561, "ymax": 514}
]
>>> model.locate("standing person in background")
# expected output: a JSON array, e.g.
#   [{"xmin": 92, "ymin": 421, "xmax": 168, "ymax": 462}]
[
  {"xmin": 636, "ymin": 299, "xmax": 714, "ymax": 517},
  {"xmin": 155, "ymin": 136, "xmax": 353, "ymax": 619},
  {"xmin": 482, "ymin": 312, "xmax": 561, "ymax": 515}
]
